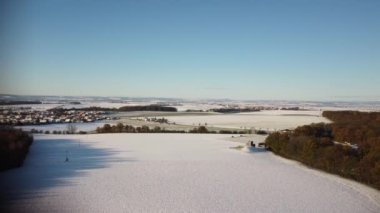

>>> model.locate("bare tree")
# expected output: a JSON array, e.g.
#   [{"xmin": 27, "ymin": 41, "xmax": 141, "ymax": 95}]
[{"xmin": 67, "ymin": 124, "xmax": 77, "ymax": 134}]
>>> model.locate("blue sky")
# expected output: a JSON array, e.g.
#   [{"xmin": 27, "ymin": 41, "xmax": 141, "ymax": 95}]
[{"xmin": 1, "ymin": 0, "xmax": 379, "ymax": 101}]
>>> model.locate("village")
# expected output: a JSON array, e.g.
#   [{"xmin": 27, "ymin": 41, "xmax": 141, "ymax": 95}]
[{"xmin": 0, "ymin": 108, "xmax": 111, "ymax": 125}]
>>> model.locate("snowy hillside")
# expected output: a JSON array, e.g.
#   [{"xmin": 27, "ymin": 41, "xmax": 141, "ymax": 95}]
[{"xmin": 1, "ymin": 134, "xmax": 379, "ymax": 212}]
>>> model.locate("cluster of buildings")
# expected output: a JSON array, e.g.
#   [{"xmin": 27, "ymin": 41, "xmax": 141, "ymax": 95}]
[{"xmin": 0, "ymin": 109, "xmax": 110, "ymax": 125}]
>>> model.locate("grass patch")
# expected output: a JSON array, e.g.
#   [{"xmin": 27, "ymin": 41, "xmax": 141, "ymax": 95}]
[{"xmin": 230, "ymin": 145, "xmax": 245, "ymax": 150}]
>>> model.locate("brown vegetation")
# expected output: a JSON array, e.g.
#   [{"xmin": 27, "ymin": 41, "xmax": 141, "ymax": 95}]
[
  {"xmin": 266, "ymin": 111, "xmax": 380, "ymax": 189},
  {"xmin": 0, "ymin": 127, "xmax": 34, "ymax": 171}
]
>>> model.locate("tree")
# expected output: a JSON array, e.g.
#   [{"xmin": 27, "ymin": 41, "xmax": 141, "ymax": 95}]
[
  {"xmin": 102, "ymin": 124, "xmax": 112, "ymax": 133},
  {"xmin": 116, "ymin": 123, "xmax": 124, "ymax": 132},
  {"xmin": 265, "ymin": 111, "xmax": 380, "ymax": 190},
  {"xmin": 153, "ymin": 126, "xmax": 161, "ymax": 132},
  {"xmin": 67, "ymin": 124, "xmax": 77, "ymax": 134}
]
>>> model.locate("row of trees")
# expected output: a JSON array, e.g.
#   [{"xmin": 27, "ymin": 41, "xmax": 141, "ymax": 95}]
[
  {"xmin": 95, "ymin": 123, "xmax": 250, "ymax": 134},
  {"xmin": 209, "ymin": 108, "xmax": 260, "ymax": 113},
  {"xmin": 265, "ymin": 111, "xmax": 380, "ymax": 189},
  {"xmin": 96, "ymin": 123, "xmax": 186, "ymax": 133},
  {"xmin": 118, "ymin": 105, "xmax": 177, "ymax": 112},
  {"xmin": 27, "ymin": 123, "xmax": 251, "ymax": 135},
  {"xmin": 0, "ymin": 127, "xmax": 34, "ymax": 171},
  {"xmin": 219, "ymin": 129, "xmax": 250, "ymax": 134},
  {"xmin": 30, "ymin": 124, "xmax": 80, "ymax": 135},
  {"xmin": 0, "ymin": 100, "xmax": 42, "ymax": 105},
  {"xmin": 49, "ymin": 105, "xmax": 177, "ymax": 113}
]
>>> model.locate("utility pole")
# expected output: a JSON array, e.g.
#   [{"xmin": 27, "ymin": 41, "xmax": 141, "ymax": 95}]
[{"xmin": 65, "ymin": 150, "xmax": 69, "ymax": 162}]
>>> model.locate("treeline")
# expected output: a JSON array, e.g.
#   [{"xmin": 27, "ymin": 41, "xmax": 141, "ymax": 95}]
[
  {"xmin": 209, "ymin": 106, "xmax": 302, "ymax": 113},
  {"xmin": 0, "ymin": 127, "xmax": 34, "ymax": 171},
  {"xmin": 265, "ymin": 111, "xmax": 380, "ymax": 189},
  {"xmin": 118, "ymin": 105, "xmax": 177, "ymax": 112},
  {"xmin": 96, "ymin": 123, "xmax": 250, "ymax": 134},
  {"xmin": 0, "ymin": 100, "xmax": 42, "ymax": 105},
  {"xmin": 209, "ymin": 108, "xmax": 260, "ymax": 113},
  {"xmin": 323, "ymin": 111, "xmax": 380, "ymax": 143},
  {"xmin": 49, "ymin": 105, "xmax": 177, "ymax": 113},
  {"xmin": 96, "ymin": 123, "xmax": 186, "ymax": 133},
  {"xmin": 219, "ymin": 129, "xmax": 252, "ymax": 134}
]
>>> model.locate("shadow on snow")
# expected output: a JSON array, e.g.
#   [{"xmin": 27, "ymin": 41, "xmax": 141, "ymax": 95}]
[
  {"xmin": 0, "ymin": 137, "xmax": 134, "ymax": 211},
  {"xmin": 246, "ymin": 147, "xmax": 267, "ymax": 153}
]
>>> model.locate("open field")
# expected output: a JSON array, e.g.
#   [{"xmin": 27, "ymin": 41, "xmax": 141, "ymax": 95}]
[
  {"xmin": 1, "ymin": 134, "xmax": 379, "ymax": 213},
  {"xmin": 14, "ymin": 110, "xmax": 330, "ymax": 133},
  {"xmin": 165, "ymin": 110, "xmax": 330, "ymax": 130},
  {"xmin": 15, "ymin": 122, "xmax": 110, "ymax": 132},
  {"xmin": 116, "ymin": 110, "xmax": 330, "ymax": 132}
]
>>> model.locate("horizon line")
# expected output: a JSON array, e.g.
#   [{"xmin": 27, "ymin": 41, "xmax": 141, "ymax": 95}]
[{"xmin": 1, "ymin": 93, "xmax": 380, "ymax": 103}]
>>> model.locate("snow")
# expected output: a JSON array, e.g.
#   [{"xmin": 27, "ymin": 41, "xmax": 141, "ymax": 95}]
[
  {"xmin": 166, "ymin": 110, "xmax": 330, "ymax": 130},
  {"xmin": 173, "ymin": 103, "xmax": 226, "ymax": 112},
  {"xmin": 15, "ymin": 122, "xmax": 109, "ymax": 132},
  {"xmin": 1, "ymin": 134, "xmax": 379, "ymax": 213},
  {"xmin": 13, "ymin": 110, "xmax": 330, "ymax": 133}
]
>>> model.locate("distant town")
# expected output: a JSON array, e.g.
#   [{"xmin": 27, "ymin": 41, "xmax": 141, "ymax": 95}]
[
  {"xmin": 0, "ymin": 104, "xmax": 305, "ymax": 126},
  {"xmin": 0, "ymin": 109, "xmax": 111, "ymax": 125}
]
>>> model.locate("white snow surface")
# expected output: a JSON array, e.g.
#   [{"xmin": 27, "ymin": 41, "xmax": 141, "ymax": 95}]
[
  {"xmin": 15, "ymin": 122, "xmax": 109, "ymax": 132},
  {"xmin": 1, "ymin": 134, "xmax": 379, "ymax": 213},
  {"xmin": 167, "ymin": 110, "xmax": 330, "ymax": 130}
]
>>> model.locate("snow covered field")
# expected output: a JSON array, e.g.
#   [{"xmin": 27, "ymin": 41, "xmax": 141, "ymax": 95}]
[
  {"xmin": 1, "ymin": 134, "xmax": 379, "ymax": 213},
  {"xmin": 13, "ymin": 110, "xmax": 330, "ymax": 133},
  {"xmin": 15, "ymin": 122, "xmax": 110, "ymax": 133},
  {"xmin": 166, "ymin": 110, "xmax": 330, "ymax": 130}
]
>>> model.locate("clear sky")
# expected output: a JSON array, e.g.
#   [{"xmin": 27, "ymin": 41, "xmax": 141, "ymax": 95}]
[{"xmin": 1, "ymin": 0, "xmax": 379, "ymax": 101}]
